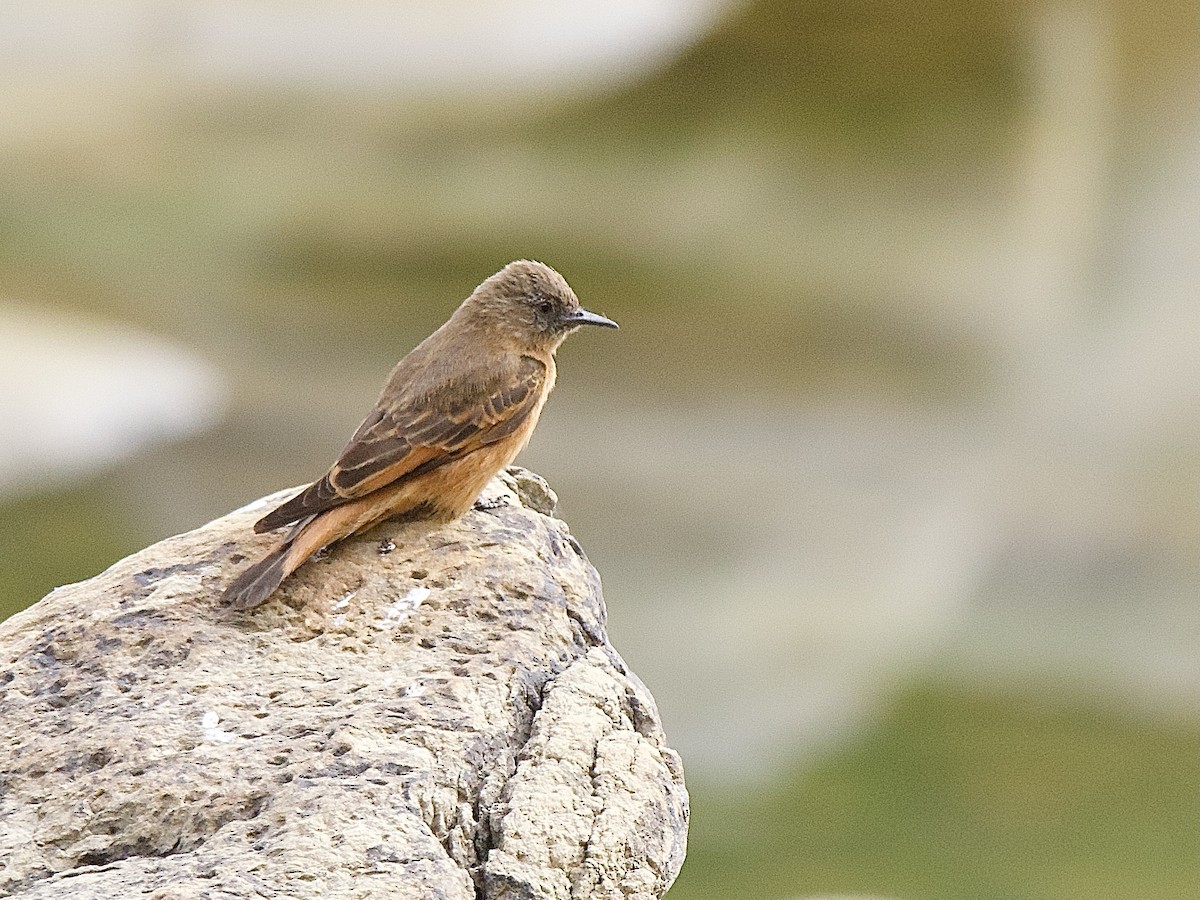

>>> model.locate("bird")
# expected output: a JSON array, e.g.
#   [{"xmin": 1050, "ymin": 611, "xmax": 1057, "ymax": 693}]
[{"xmin": 223, "ymin": 260, "xmax": 617, "ymax": 610}]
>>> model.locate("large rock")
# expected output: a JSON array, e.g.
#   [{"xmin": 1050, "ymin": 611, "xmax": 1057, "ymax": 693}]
[{"xmin": 0, "ymin": 468, "xmax": 687, "ymax": 899}]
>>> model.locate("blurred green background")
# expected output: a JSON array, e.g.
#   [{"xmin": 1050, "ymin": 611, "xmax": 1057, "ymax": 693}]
[{"xmin": 1, "ymin": 1, "xmax": 1197, "ymax": 897}]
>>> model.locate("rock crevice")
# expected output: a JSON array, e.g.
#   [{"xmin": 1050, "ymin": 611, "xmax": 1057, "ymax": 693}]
[{"xmin": 0, "ymin": 468, "xmax": 688, "ymax": 900}]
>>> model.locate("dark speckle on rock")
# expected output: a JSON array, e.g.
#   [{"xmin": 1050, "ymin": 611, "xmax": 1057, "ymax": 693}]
[
  {"xmin": 565, "ymin": 533, "xmax": 587, "ymax": 560},
  {"xmin": 132, "ymin": 563, "xmax": 194, "ymax": 587}
]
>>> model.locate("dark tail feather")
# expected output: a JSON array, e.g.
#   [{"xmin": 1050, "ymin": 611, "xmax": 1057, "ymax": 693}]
[
  {"xmin": 254, "ymin": 477, "xmax": 345, "ymax": 534},
  {"xmin": 224, "ymin": 544, "xmax": 292, "ymax": 610}
]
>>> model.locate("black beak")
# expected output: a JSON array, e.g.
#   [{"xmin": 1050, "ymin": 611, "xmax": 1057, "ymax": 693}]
[{"xmin": 563, "ymin": 307, "xmax": 619, "ymax": 329}]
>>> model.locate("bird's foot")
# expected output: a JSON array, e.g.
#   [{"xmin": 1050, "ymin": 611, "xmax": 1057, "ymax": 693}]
[{"xmin": 472, "ymin": 496, "xmax": 510, "ymax": 513}]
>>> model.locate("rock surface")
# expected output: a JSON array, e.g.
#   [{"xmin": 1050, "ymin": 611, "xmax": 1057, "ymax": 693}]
[{"xmin": 0, "ymin": 468, "xmax": 688, "ymax": 899}]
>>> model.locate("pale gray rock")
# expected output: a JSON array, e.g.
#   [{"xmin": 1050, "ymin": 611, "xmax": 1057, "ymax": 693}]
[{"xmin": 0, "ymin": 468, "xmax": 687, "ymax": 899}]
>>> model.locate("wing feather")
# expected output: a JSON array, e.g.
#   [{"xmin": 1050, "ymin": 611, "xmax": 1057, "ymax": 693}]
[{"xmin": 253, "ymin": 356, "xmax": 545, "ymax": 533}]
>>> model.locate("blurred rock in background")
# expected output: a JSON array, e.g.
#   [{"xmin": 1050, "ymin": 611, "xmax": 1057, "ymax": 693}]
[{"xmin": 0, "ymin": 303, "xmax": 223, "ymax": 499}]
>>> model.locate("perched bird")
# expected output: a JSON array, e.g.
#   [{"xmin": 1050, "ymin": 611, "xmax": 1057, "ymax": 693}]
[{"xmin": 223, "ymin": 260, "xmax": 617, "ymax": 610}]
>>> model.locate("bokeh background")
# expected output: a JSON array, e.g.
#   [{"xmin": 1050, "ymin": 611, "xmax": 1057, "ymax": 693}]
[{"xmin": 1, "ymin": 1, "xmax": 1197, "ymax": 896}]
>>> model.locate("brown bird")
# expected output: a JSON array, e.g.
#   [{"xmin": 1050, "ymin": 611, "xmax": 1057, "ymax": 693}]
[{"xmin": 223, "ymin": 260, "xmax": 617, "ymax": 610}]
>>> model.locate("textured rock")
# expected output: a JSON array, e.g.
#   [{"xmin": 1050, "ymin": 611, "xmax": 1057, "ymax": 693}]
[{"xmin": 0, "ymin": 468, "xmax": 687, "ymax": 899}]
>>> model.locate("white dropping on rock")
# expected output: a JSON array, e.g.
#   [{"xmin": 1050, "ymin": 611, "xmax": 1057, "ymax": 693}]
[
  {"xmin": 377, "ymin": 587, "xmax": 432, "ymax": 630},
  {"xmin": 201, "ymin": 710, "xmax": 236, "ymax": 744}
]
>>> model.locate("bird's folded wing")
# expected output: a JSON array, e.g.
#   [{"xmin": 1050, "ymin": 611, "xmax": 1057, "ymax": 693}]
[{"xmin": 253, "ymin": 356, "xmax": 545, "ymax": 533}]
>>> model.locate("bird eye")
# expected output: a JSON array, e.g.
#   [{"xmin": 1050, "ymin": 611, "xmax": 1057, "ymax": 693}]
[{"xmin": 537, "ymin": 299, "xmax": 554, "ymax": 314}]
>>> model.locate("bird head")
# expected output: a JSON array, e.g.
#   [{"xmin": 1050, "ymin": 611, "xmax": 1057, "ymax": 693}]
[{"xmin": 462, "ymin": 260, "xmax": 618, "ymax": 353}]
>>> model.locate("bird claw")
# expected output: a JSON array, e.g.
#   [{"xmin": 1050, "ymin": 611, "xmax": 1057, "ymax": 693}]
[{"xmin": 473, "ymin": 496, "xmax": 509, "ymax": 512}]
